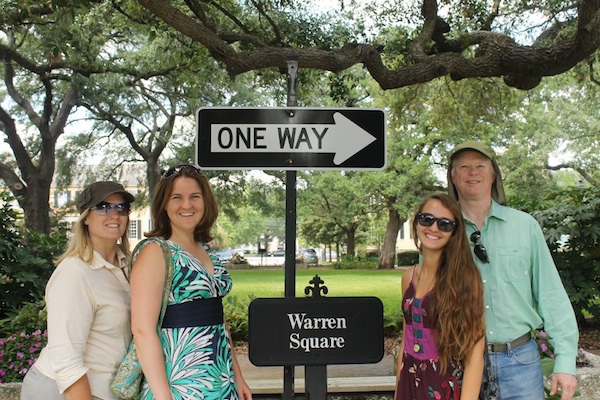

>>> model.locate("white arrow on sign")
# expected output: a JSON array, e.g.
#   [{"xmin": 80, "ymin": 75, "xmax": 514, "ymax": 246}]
[{"xmin": 210, "ymin": 112, "xmax": 377, "ymax": 165}]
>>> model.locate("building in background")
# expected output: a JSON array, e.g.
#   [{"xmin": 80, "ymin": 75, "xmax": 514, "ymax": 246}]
[{"xmin": 48, "ymin": 162, "xmax": 418, "ymax": 255}]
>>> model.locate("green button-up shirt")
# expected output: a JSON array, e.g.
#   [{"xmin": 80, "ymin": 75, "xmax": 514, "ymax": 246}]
[{"xmin": 464, "ymin": 200, "xmax": 578, "ymax": 375}]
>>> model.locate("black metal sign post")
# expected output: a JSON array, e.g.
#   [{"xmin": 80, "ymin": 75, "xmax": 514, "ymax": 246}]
[
  {"xmin": 195, "ymin": 50, "xmax": 387, "ymax": 400},
  {"xmin": 283, "ymin": 50, "xmax": 298, "ymax": 400},
  {"xmin": 304, "ymin": 275, "xmax": 328, "ymax": 399}
]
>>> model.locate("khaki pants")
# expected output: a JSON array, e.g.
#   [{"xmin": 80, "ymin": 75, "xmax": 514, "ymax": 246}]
[{"xmin": 20, "ymin": 365, "xmax": 102, "ymax": 400}]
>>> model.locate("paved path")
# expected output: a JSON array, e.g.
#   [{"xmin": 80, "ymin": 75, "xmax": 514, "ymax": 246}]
[{"xmin": 238, "ymin": 352, "xmax": 396, "ymax": 394}]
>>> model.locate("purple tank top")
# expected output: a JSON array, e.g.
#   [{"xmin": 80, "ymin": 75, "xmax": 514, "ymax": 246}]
[{"xmin": 402, "ymin": 267, "xmax": 438, "ymax": 360}]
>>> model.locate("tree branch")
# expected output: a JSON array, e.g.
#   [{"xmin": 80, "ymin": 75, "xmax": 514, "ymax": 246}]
[
  {"xmin": 546, "ymin": 162, "xmax": 599, "ymax": 187},
  {"xmin": 136, "ymin": 0, "xmax": 600, "ymax": 90}
]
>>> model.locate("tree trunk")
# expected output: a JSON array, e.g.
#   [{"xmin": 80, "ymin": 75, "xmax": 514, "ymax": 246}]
[
  {"xmin": 20, "ymin": 175, "xmax": 53, "ymax": 235},
  {"xmin": 147, "ymin": 159, "xmax": 162, "ymax": 201},
  {"xmin": 346, "ymin": 224, "xmax": 357, "ymax": 256},
  {"xmin": 379, "ymin": 202, "xmax": 402, "ymax": 269}
]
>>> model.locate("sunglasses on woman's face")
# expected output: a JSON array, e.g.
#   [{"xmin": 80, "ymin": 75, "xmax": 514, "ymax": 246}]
[
  {"xmin": 90, "ymin": 202, "xmax": 130, "ymax": 216},
  {"xmin": 416, "ymin": 213, "xmax": 456, "ymax": 233},
  {"xmin": 470, "ymin": 230, "xmax": 489, "ymax": 263}
]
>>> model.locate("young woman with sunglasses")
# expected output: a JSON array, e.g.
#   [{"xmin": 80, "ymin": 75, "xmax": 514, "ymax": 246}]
[
  {"xmin": 21, "ymin": 182, "xmax": 135, "ymax": 400},
  {"xmin": 130, "ymin": 164, "xmax": 252, "ymax": 400},
  {"xmin": 395, "ymin": 193, "xmax": 486, "ymax": 400}
]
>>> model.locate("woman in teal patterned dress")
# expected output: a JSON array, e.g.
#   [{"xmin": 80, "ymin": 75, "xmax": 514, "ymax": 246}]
[{"xmin": 130, "ymin": 164, "xmax": 252, "ymax": 400}]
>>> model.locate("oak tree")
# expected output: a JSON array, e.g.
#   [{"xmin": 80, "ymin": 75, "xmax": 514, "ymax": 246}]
[{"xmin": 135, "ymin": 0, "xmax": 600, "ymax": 91}]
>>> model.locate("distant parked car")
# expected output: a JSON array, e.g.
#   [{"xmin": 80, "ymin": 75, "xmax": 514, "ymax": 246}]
[
  {"xmin": 270, "ymin": 250, "xmax": 286, "ymax": 257},
  {"xmin": 215, "ymin": 250, "xmax": 234, "ymax": 263},
  {"xmin": 297, "ymin": 248, "xmax": 318, "ymax": 264}
]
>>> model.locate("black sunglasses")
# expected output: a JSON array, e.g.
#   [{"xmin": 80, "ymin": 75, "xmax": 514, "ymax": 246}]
[
  {"xmin": 161, "ymin": 164, "xmax": 203, "ymax": 179},
  {"xmin": 470, "ymin": 230, "xmax": 489, "ymax": 263},
  {"xmin": 90, "ymin": 202, "xmax": 130, "ymax": 216},
  {"xmin": 416, "ymin": 213, "xmax": 456, "ymax": 233}
]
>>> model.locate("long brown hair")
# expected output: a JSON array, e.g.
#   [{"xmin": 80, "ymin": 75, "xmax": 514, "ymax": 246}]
[
  {"xmin": 146, "ymin": 165, "xmax": 218, "ymax": 243},
  {"xmin": 412, "ymin": 193, "xmax": 485, "ymax": 372}
]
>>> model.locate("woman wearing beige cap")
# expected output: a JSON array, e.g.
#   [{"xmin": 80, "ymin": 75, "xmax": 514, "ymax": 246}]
[{"xmin": 21, "ymin": 181, "xmax": 135, "ymax": 400}]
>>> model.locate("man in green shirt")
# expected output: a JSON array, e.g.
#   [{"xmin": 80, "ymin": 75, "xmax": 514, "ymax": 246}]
[{"xmin": 447, "ymin": 141, "xmax": 578, "ymax": 400}]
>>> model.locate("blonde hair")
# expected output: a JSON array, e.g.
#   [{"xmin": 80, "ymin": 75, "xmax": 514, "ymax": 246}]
[{"xmin": 56, "ymin": 209, "xmax": 131, "ymax": 265}]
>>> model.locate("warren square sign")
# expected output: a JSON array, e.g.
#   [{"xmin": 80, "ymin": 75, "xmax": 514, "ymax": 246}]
[
  {"xmin": 196, "ymin": 107, "xmax": 386, "ymax": 170},
  {"xmin": 248, "ymin": 296, "xmax": 384, "ymax": 366}
]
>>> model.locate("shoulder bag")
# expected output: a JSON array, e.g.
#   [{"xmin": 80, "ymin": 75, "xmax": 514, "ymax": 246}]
[
  {"xmin": 110, "ymin": 237, "xmax": 174, "ymax": 399},
  {"xmin": 453, "ymin": 340, "xmax": 498, "ymax": 400}
]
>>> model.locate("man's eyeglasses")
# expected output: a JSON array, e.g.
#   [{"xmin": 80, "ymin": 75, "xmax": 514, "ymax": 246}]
[
  {"xmin": 161, "ymin": 164, "xmax": 203, "ymax": 179},
  {"xmin": 90, "ymin": 202, "xmax": 130, "ymax": 216},
  {"xmin": 416, "ymin": 213, "xmax": 456, "ymax": 233},
  {"xmin": 470, "ymin": 230, "xmax": 489, "ymax": 263}
]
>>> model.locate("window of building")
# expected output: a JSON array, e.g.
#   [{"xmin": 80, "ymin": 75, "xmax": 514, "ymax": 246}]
[
  {"xmin": 53, "ymin": 190, "xmax": 72, "ymax": 208},
  {"xmin": 129, "ymin": 220, "xmax": 141, "ymax": 240}
]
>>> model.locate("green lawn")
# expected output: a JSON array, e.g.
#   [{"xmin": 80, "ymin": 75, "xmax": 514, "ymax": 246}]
[{"xmin": 228, "ymin": 268, "xmax": 405, "ymax": 332}]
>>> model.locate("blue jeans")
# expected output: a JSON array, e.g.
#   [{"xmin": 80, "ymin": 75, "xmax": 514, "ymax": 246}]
[{"xmin": 485, "ymin": 338, "xmax": 544, "ymax": 400}]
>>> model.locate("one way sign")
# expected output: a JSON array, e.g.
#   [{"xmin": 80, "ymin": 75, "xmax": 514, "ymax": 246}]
[{"xmin": 196, "ymin": 107, "xmax": 386, "ymax": 170}]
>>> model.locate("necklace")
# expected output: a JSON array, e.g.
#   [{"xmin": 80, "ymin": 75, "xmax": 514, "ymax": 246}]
[
  {"xmin": 415, "ymin": 265, "xmax": 435, "ymax": 297},
  {"xmin": 412, "ymin": 265, "xmax": 435, "ymax": 353}
]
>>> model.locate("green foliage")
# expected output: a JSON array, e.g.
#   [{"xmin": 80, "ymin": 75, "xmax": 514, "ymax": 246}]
[
  {"xmin": 230, "ymin": 253, "xmax": 248, "ymax": 265},
  {"xmin": 396, "ymin": 251, "xmax": 420, "ymax": 267},
  {"xmin": 331, "ymin": 255, "xmax": 378, "ymax": 270},
  {"xmin": 0, "ymin": 329, "xmax": 47, "ymax": 383},
  {"xmin": 531, "ymin": 186, "xmax": 600, "ymax": 321},
  {"xmin": 0, "ymin": 300, "xmax": 48, "ymax": 383},
  {"xmin": 224, "ymin": 294, "xmax": 255, "ymax": 343},
  {"xmin": 383, "ymin": 307, "xmax": 403, "ymax": 337},
  {"xmin": 0, "ymin": 193, "xmax": 65, "ymax": 320},
  {"xmin": 298, "ymin": 171, "xmax": 378, "ymax": 256},
  {"xmin": 535, "ymin": 329, "xmax": 587, "ymax": 399},
  {"xmin": 0, "ymin": 300, "xmax": 47, "ymax": 337}
]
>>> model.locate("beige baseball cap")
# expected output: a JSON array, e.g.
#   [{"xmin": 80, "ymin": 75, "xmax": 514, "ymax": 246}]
[
  {"xmin": 447, "ymin": 141, "xmax": 506, "ymax": 205},
  {"xmin": 76, "ymin": 181, "xmax": 135, "ymax": 213}
]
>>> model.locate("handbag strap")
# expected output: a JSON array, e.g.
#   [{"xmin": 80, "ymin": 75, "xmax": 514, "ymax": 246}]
[
  {"xmin": 131, "ymin": 237, "xmax": 174, "ymax": 328},
  {"xmin": 482, "ymin": 339, "xmax": 498, "ymax": 400}
]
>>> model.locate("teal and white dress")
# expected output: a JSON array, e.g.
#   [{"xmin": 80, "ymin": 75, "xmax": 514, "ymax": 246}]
[{"xmin": 138, "ymin": 240, "xmax": 238, "ymax": 400}]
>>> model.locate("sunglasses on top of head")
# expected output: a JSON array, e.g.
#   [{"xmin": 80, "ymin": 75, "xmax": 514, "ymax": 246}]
[
  {"xmin": 90, "ymin": 202, "xmax": 130, "ymax": 216},
  {"xmin": 161, "ymin": 164, "xmax": 203, "ymax": 179},
  {"xmin": 416, "ymin": 213, "xmax": 456, "ymax": 233}
]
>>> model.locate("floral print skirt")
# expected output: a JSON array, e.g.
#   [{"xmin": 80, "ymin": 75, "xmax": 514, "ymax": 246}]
[
  {"xmin": 396, "ymin": 352, "xmax": 460, "ymax": 400},
  {"xmin": 140, "ymin": 324, "xmax": 239, "ymax": 400}
]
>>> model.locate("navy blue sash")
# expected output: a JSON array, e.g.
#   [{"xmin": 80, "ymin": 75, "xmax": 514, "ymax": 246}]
[{"xmin": 161, "ymin": 296, "xmax": 224, "ymax": 328}]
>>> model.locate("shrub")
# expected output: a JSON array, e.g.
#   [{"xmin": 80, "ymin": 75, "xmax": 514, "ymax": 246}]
[
  {"xmin": 534, "ymin": 329, "xmax": 589, "ymax": 399},
  {"xmin": 331, "ymin": 254, "xmax": 378, "ymax": 270},
  {"xmin": 0, "ymin": 300, "xmax": 47, "ymax": 338},
  {"xmin": 532, "ymin": 186, "xmax": 600, "ymax": 322},
  {"xmin": 224, "ymin": 294, "xmax": 254, "ymax": 342},
  {"xmin": 383, "ymin": 308, "xmax": 403, "ymax": 337},
  {"xmin": 230, "ymin": 253, "xmax": 248, "ymax": 265},
  {"xmin": 396, "ymin": 251, "xmax": 419, "ymax": 267},
  {"xmin": 534, "ymin": 329, "xmax": 589, "ymax": 370},
  {"xmin": 0, "ymin": 191, "xmax": 67, "ymax": 320},
  {"xmin": 0, "ymin": 330, "xmax": 47, "ymax": 383}
]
